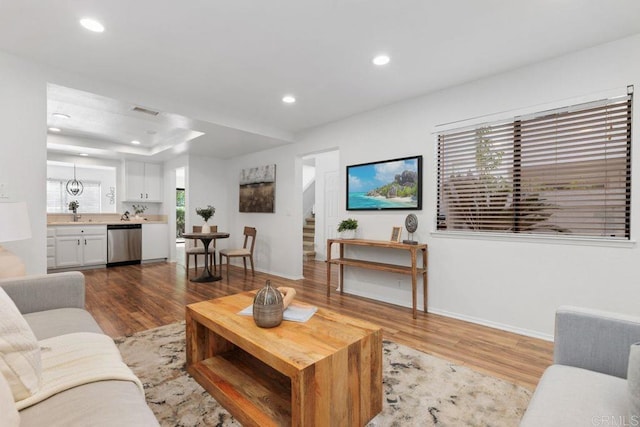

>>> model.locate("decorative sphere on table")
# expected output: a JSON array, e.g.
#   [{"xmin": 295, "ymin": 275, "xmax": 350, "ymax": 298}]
[
  {"xmin": 403, "ymin": 213, "xmax": 419, "ymax": 244},
  {"xmin": 405, "ymin": 214, "xmax": 418, "ymax": 233},
  {"xmin": 253, "ymin": 280, "xmax": 283, "ymax": 328}
]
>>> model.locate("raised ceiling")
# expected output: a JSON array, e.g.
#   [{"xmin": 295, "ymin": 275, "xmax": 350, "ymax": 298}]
[
  {"xmin": 45, "ymin": 83, "xmax": 288, "ymax": 161},
  {"xmin": 1, "ymin": 1, "xmax": 640, "ymax": 160}
]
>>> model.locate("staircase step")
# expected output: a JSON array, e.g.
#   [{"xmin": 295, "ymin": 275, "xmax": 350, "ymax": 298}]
[{"xmin": 303, "ymin": 215, "xmax": 316, "ymax": 261}]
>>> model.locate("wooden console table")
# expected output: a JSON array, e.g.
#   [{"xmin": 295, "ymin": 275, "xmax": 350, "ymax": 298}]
[{"xmin": 326, "ymin": 238, "xmax": 428, "ymax": 318}]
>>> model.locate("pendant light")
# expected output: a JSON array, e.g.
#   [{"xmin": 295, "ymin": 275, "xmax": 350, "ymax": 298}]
[{"xmin": 66, "ymin": 164, "xmax": 84, "ymax": 196}]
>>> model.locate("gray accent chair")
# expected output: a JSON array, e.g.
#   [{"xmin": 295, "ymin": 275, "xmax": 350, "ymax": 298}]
[
  {"xmin": 521, "ymin": 306, "xmax": 640, "ymax": 426},
  {"xmin": 0, "ymin": 272, "xmax": 159, "ymax": 427}
]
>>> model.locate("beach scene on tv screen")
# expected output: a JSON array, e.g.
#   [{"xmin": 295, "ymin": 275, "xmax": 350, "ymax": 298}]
[{"xmin": 348, "ymin": 158, "xmax": 420, "ymax": 209}]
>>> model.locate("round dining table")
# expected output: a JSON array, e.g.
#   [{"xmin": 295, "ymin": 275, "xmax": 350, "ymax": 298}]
[{"xmin": 182, "ymin": 231, "xmax": 230, "ymax": 282}]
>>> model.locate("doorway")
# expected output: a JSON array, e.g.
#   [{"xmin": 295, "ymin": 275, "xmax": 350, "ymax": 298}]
[
  {"xmin": 300, "ymin": 149, "xmax": 339, "ymax": 275},
  {"xmin": 176, "ymin": 167, "xmax": 186, "ymax": 244},
  {"xmin": 176, "ymin": 187, "xmax": 185, "ymax": 242}
]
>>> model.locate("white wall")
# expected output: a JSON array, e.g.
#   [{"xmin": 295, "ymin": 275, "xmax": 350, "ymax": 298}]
[
  {"xmin": 296, "ymin": 34, "xmax": 640, "ymax": 339},
  {"xmin": 0, "ymin": 52, "xmax": 47, "ymax": 274},
  {"xmin": 227, "ymin": 145, "xmax": 303, "ymax": 280},
  {"xmin": 228, "ymin": 34, "xmax": 640, "ymax": 338},
  {"xmin": 186, "ymin": 154, "xmax": 230, "ymax": 253}
]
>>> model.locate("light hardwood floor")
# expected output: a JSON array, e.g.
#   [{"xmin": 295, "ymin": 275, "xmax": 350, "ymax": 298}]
[{"xmin": 82, "ymin": 253, "xmax": 553, "ymax": 390}]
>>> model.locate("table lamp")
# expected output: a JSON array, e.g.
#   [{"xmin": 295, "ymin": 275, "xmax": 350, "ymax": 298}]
[{"xmin": 0, "ymin": 202, "xmax": 32, "ymax": 279}]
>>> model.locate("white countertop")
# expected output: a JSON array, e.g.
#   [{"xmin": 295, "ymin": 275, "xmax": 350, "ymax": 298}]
[
  {"xmin": 48, "ymin": 220, "xmax": 167, "ymax": 226},
  {"xmin": 47, "ymin": 213, "xmax": 168, "ymax": 226}
]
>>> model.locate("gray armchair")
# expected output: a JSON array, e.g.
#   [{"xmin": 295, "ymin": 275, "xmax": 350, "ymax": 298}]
[{"xmin": 521, "ymin": 306, "xmax": 640, "ymax": 426}]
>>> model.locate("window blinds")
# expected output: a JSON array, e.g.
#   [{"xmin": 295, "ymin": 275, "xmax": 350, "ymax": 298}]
[
  {"xmin": 437, "ymin": 94, "xmax": 632, "ymax": 239},
  {"xmin": 46, "ymin": 179, "xmax": 102, "ymax": 213}
]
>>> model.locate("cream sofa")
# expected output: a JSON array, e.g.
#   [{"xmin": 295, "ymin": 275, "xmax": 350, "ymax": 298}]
[
  {"xmin": 521, "ymin": 306, "xmax": 640, "ymax": 426},
  {"xmin": 0, "ymin": 272, "xmax": 158, "ymax": 427}
]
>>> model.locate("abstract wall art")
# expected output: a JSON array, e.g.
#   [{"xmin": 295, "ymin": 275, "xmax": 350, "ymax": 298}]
[{"xmin": 239, "ymin": 164, "xmax": 276, "ymax": 213}]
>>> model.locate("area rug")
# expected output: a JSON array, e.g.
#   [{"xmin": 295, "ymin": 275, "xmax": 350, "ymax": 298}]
[{"xmin": 115, "ymin": 322, "xmax": 531, "ymax": 426}]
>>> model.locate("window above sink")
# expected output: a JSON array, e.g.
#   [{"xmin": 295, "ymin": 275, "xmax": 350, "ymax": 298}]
[{"xmin": 46, "ymin": 161, "xmax": 117, "ymax": 213}]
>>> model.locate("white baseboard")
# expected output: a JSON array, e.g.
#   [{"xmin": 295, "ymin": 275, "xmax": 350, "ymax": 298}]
[
  {"xmin": 337, "ymin": 287, "xmax": 554, "ymax": 342},
  {"xmin": 258, "ymin": 269, "xmax": 303, "ymax": 281},
  {"xmin": 427, "ymin": 307, "xmax": 554, "ymax": 342}
]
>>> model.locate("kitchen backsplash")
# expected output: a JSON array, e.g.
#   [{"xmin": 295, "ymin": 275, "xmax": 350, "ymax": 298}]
[{"xmin": 48, "ymin": 213, "xmax": 168, "ymax": 224}]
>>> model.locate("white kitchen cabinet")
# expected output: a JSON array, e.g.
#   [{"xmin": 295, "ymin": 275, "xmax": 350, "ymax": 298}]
[
  {"xmin": 54, "ymin": 236, "xmax": 82, "ymax": 268},
  {"xmin": 46, "ymin": 227, "xmax": 56, "ymax": 269},
  {"xmin": 83, "ymin": 235, "xmax": 108, "ymax": 265},
  {"xmin": 125, "ymin": 161, "xmax": 163, "ymax": 202},
  {"xmin": 53, "ymin": 225, "xmax": 107, "ymax": 269},
  {"xmin": 143, "ymin": 163, "xmax": 163, "ymax": 201},
  {"xmin": 142, "ymin": 223, "xmax": 168, "ymax": 260}
]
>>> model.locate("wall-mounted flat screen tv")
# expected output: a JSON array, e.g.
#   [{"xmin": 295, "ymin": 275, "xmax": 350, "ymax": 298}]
[{"xmin": 347, "ymin": 155, "xmax": 422, "ymax": 211}]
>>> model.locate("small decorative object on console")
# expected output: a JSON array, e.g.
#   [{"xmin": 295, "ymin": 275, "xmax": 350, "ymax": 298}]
[
  {"xmin": 338, "ymin": 218, "xmax": 358, "ymax": 239},
  {"xmin": 403, "ymin": 213, "xmax": 419, "ymax": 244},
  {"xmin": 391, "ymin": 226, "xmax": 402, "ymax": 242},
  {"xmin": 253, "ymin": 280, "xmax": 283, "ymax": 328}
]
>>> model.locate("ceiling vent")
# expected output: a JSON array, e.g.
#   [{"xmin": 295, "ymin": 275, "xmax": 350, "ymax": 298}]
[{"xmin": 131, "ymin": 106, "xmax": 160, "ymax": 116}]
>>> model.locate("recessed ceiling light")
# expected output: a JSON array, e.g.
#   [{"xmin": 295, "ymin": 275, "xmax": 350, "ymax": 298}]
[
  {"xmin": 372, "ymin": 55, "xmax": 391, "ymax": 66},
  {"xmin": 282, "ymin": 95, "xmax": 296, "ymax": 104},
  {"xmin": 80, "ymin": 18, "xmax": 105, "ymax": 33},
  {"xmin": 79, "ymin": 153, "xmax": 89, "ymax": 157},
  {"xmin": 131, "ymin": 140, "xmax": 141, "ymax": 145},
  {"xmin": 49, "ymin": 127, "xmax": 61, "ymax": 132},
  {"xmin": 52, "ymin": 113, "xmax": 70, "ymax": 119}
]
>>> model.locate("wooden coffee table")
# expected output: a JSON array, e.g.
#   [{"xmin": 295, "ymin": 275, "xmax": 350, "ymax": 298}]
[{"xmin": 185, "ymin": 292, "xmax": 382, "ymax": 427}]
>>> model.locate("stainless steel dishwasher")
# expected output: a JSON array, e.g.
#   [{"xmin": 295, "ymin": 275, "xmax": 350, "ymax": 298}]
[{"xmin": 107, "ymin": 224, "xmax": 142, "ymax": 266}]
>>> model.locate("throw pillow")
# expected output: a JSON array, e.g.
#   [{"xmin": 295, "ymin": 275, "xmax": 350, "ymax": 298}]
[
  {"xmin": 0, "ymin": 373, "xmax": 20, "ymax": 427},
  {"xmin": 0, "ymin": 287, "xmax": 41, "ymax": 401},
  {"xmin": 629, "ymin": 343, "xmax": 640, "ymax": 423}
]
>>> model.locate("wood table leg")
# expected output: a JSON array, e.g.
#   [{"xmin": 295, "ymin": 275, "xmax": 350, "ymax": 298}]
[
  {"xmin": 190, "ymin": 238, "xmax": 222, "ymax": 282},
  {"xmin": 422, "ymin": 247, "xmax": 428, "ymax": 313},
  {"xmin": 186, "ymin": 310, "xmax": 211, "ymax": 365},
  {"xmin": 339, "ymin": 243, "xmax": 344, "ymax": 294},
  {"xmin": 411, "ymin": 248, "xmax": 417, "ymax": 319},
  {"xmin": 326, "ymin": 241, "xmax": 332, "ymax": 297}
]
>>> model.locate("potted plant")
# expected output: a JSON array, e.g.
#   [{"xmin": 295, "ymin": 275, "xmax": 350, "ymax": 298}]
[
  {"xmin": 132, "ymin": 204, "xmax": 147, "ymax": 219},
  {"xmin": 338, "ymin": 218, "xmax": 358, "ymax": 239},
  {"xmin": 196, "ymin": 205, "xmax": 215, "ymax": 233},
  {"xmin": 68, "ymin": 200, "xmax": 80, "ymax": 221}
]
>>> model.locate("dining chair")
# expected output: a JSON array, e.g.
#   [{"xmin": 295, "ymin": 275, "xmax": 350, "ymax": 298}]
[
  {"xmin": 186, "ymin": 225, "xmax": 217, "ymax": 278},
  {"xmin": 219, "ymin": 226, "xmax": 256, "ymax": 280}
]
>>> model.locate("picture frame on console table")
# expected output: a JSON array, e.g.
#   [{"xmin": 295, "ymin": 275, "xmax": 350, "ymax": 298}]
[
  {"xmin": 346, "ymin": 155, "xmax": 422, "ymax": 211},
  {"xmin": 390, "ymin": 226, "xmax": 402, "ymax": 242}
]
